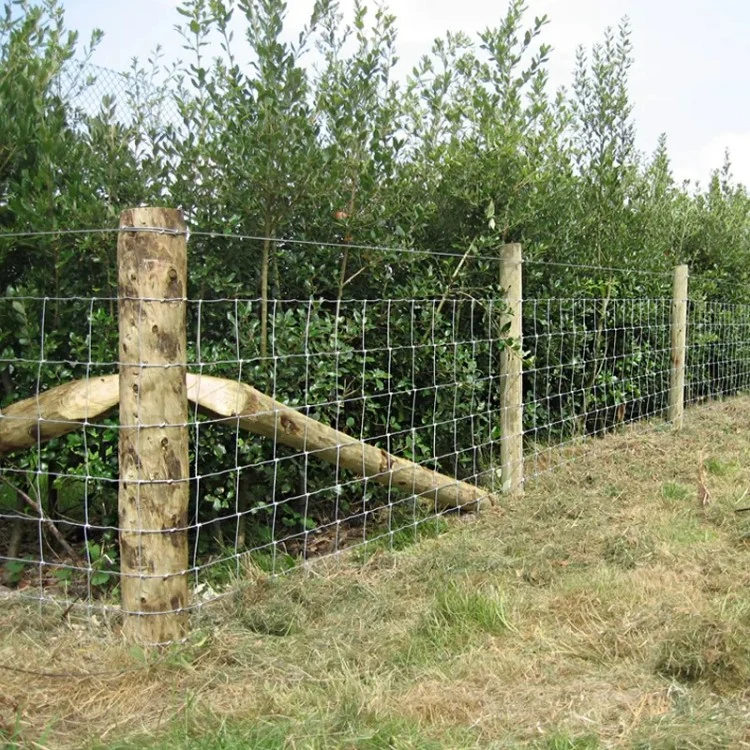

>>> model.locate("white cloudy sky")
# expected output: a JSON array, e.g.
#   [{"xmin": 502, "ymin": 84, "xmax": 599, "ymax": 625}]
[{"xmin": 61, "ymin": 0, "xmax": 750, "ymax": 188}]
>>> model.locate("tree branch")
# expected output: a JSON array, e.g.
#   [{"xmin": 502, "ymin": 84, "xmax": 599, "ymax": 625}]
[{"xmin": 0, "ymin": 474, "xmax": 85, "ymax": 567}]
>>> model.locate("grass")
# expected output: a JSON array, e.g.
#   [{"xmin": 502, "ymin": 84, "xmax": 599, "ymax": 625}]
[
  {"xmin": 429, "ymin": 581, "xmax": 513, "ymax": 636},
  {"xmin": 4, "ymin": 397, "xmax": 750, "ymax": 748},
  {"xmin": 655, "ymin": 610, "xmax": 750, "ymax": 689},
  {"xmin": 92, "ymin": 712, "xmax": 457, "ymax": 750}
]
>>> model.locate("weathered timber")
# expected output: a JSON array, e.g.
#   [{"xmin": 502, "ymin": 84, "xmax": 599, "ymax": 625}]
[
  {"xmin": 0, "ymin": 373, "xmax": 496, "ymax": 514},
  {"xmin": 117, "ymin": 207, "xmax": 190, "ymax": 645},
  {"xmin": 499, "ymin": 243, "xmax": 524, "ymax": 495},
  {"xmin": 186, "ymin": 374, "xmax": 495, "ymax": 512},
  {"xmin": 669, "ymin": 264, "xmax": 689, "ymax": 429},
  {"xmin": 0, "ymin": 375, "xmax": 118, "ymax": 457}
]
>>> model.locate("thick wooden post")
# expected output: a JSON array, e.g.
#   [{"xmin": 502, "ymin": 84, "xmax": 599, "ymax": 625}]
[
  {"xmin": 669, "ymin": 264, "xmax": 689, "ymax": 429},
  {"xmin": 118, "ymin": 208, "xmax": 189, "ymax": 644},
  {"xmin": 499, "ymin": 243, "xmax": 524, "ymax": 495}
]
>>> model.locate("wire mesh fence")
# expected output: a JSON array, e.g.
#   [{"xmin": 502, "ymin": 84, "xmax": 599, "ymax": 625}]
[
  {"xmin": 686, "ymin": 301, "xmax": 750, "ymax": 406},
  {"xmin": 523, "ymin": 295, "xmax": 675, "ymax": 479},
  {"xmin": 2, "ymin": 221, "xmax": 750, "ymax": 642},
  {"xmin": 55, "ymin": 59, "xmax": 182, "ymax": 129},
  {"xmin": 0, "ymin": 292, "xmax": 504, "ymax": 617}
]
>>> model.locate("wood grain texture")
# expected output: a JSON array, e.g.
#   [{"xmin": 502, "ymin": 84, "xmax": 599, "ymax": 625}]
[
  {"xmin": 0, "ymin": 375, "xmax": 118, "ymax": 457},
  {"xmin": 1, "ymin": 370, "xmax": 495, "ymax": 514},
  {"xmin": 186, "ymin": 374, "xmax": 495, "ymax": 512},
  {"xmin": 669, "ymin": 265, "xmax": 689, "ymax": 429},
  {"xmin": 117, "ymin": 207, "xmax": 189, "ymax": 645},
  {"xmin": 499, "ymin": 243, "xmax": 524, "ymax": 495}
]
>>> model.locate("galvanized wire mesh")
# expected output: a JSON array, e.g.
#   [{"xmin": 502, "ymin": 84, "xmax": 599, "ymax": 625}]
[
  {"xmin": 1, "ymin": 233, "xmax": 749, "ymax": 629},
  {"xmin": 54, "ymin": 60, "xmax": 182, "ymax": 127}
]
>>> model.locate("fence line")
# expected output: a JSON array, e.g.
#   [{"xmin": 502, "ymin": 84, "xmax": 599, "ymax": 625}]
[
  {"xmin": 0, "ymin": 225, "xmax": 705, "ymax": 273},
  {"xmin": 2, "ymin": 210, "xmax": 750, "ymax": 643}
]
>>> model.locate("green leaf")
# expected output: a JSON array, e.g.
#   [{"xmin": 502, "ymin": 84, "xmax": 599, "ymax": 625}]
[{"xmin": 91, "ymin": 571, "xmax": 111, "ymax": 587}]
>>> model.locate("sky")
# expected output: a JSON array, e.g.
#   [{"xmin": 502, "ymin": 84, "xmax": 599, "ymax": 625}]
[{"xmin": 60, "ymin": 0, "xmax": 750, "ymax": 188}]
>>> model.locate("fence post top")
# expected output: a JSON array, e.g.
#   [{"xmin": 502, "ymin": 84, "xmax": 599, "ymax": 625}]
[
  {"xmin": 500, "ymin": 243, "xmax": 523, "ymax": 263},
  {"xmin": 118, "ymin": 207, "xmax": 186, "ymax": 232}
]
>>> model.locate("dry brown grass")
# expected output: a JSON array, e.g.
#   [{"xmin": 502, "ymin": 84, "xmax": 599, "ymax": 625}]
[{"xmin": 4, "ymin": 397, "xmax": 750, "ymax": 749}]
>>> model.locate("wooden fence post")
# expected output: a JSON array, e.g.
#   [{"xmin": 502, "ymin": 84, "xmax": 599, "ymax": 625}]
[
  {"xmin": 118, "ymin": 208, "xmax": 189, "ymax": 644},
  {"xmin": 499, "ymin": 243, "xmax": 524, "ymax": 495},
  {"xmin": 669, "ymin": 264, "xmax": 689, "ymax": 429}
]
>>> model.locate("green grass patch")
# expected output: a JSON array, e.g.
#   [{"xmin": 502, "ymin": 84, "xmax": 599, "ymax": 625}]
[
  {"xmin": 393, "ymin": 579, "xmax": 514, "ymax": 668},
  {"xmin": 539, "ymin": 733, "xmax": 600, "ymax": 750},
  {"xmin": 352, "ymin": 516, "xmax": 451, "ymax": 563},
  {"xmin": 95, "ymin": 712, "xmax": 458, "ymax": 750},
  {"xmin": 661, "ymin": 482, "xmax": 692, "ymax": 504},
  {"xmin": 428, "ymin": 580, "xmax": 513, "ymax": 636},
  {"xmin": 704, "ymin": 456, "xmax": 740, "ymax": 477},
  {"xmin": 654, "ymin": 513, "xmax": 718, "ymax": 547},
  {"xmin": 630, "ymin": 708, "xmax": 736, "ymax": 750}
]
